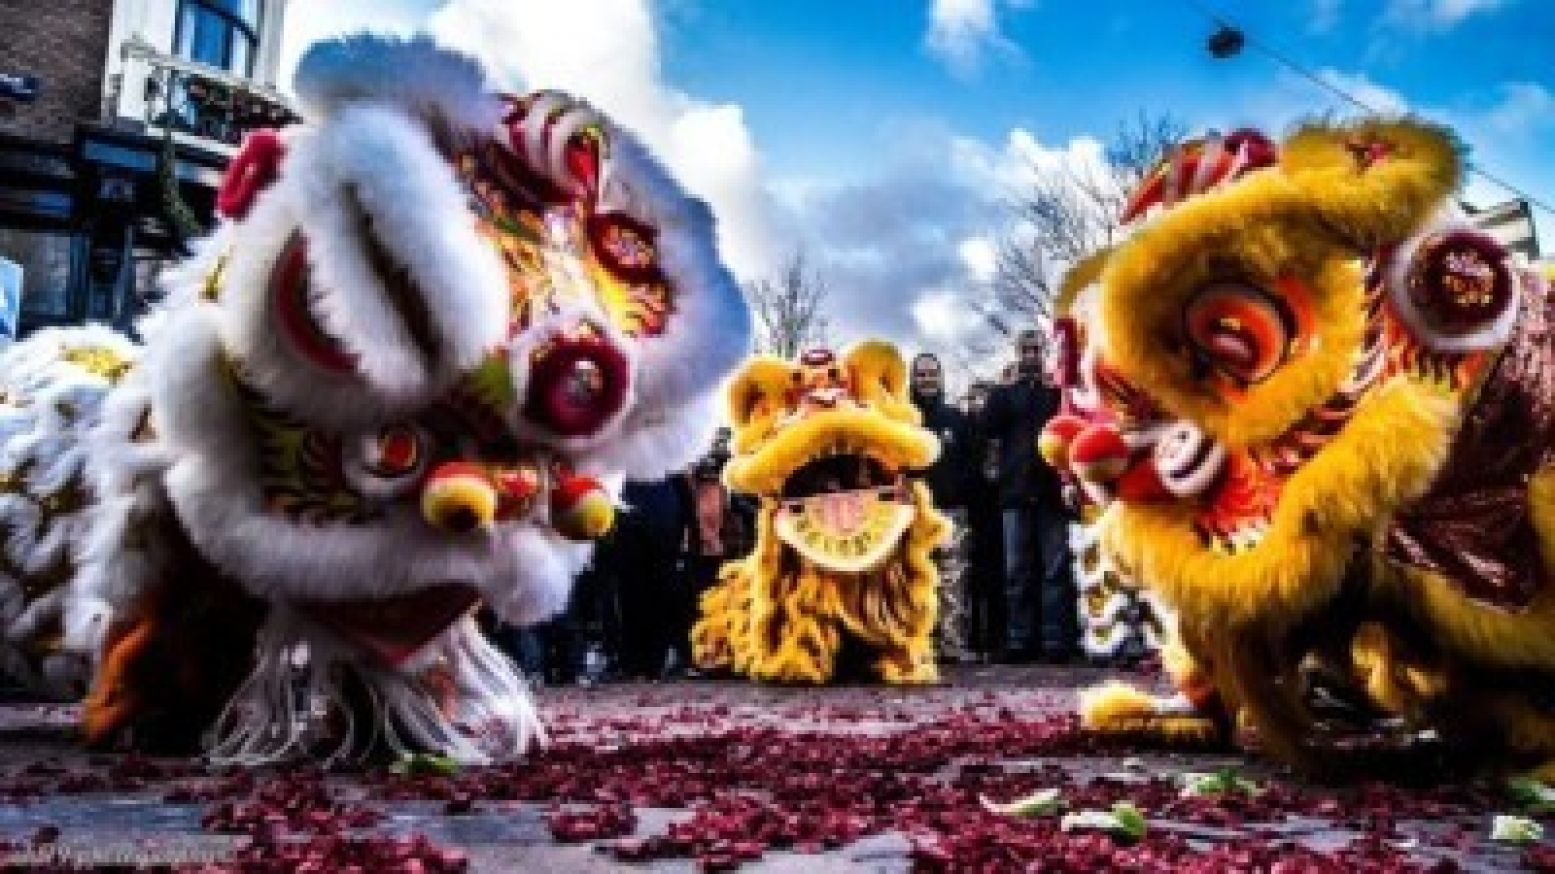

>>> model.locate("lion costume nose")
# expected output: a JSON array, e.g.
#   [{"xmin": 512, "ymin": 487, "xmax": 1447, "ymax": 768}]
[
  {"xmin": 551, "ymin": 471, "xmax": 615, "ymax": 541},
  {"xmin": 422, "ymin": 462, "xmax": 498, "ymax": 533},
  {"xmin": 1038, "ymin": 413, "xmax": 1087, "ymax": 468},
  {"xmin": 1069, "ymin": 424, "xmax": 1131, "ymax": 485}
]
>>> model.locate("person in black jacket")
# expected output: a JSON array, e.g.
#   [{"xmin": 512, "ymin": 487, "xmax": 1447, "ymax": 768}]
[
  {"xmin": 614, "ymin": 476, "xmax": 694, "ymax": 680},
  {"xmin": 978, "ymin": 329, "xmax": 1075, "ymax": 662},
  {"xmin": 961, "ymin": 380, "xmax": 1005, "ymax": 660},
  {"xmin": 908, "ymin": 353, "xmax": 975, "ymax": 660}
]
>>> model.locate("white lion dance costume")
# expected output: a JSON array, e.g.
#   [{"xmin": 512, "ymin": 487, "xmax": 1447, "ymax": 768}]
[{"xmin": 0, "ymin": 36, "xmax": 749, "ymax": 765}]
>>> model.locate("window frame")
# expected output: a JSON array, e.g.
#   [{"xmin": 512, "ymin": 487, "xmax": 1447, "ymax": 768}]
[{"xmin": 172, "ymin": 0, "xmax": 264, "ymax": 77}]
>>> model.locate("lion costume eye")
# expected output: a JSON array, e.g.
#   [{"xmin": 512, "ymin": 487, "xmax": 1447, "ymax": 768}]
[
  {"xmin": 348, "ymin": 423, "xmax": 430, "ymax": 497},
  {"xmin": 1183, "ymin": 281, "xmax": 1295, "ymax": 386}
]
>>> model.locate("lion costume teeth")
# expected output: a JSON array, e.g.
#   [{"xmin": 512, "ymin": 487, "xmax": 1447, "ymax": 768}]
[
  {"xmin": 692, "ymin": 342, "xmax": 950, "ymax": 685},
  {"xmin": 1046, "ymin": 116, "xmax": 1555, "ymax": 778},
  {"xmin": 0, "ymin": 35, "xmax": 749, "ymax": 766}
]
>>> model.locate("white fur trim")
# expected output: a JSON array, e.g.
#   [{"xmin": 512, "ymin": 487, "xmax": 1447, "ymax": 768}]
[
  {"xmin": 292, "ymin": 34, "xmax": 499, "ymax": 132},
  {"xmin": 207, "ymin": 609, "xmax": 542, "ymax": 766},
  {"xmin": 1384, "ymin": 208, "xmax": 1521, "ymax": 354}
]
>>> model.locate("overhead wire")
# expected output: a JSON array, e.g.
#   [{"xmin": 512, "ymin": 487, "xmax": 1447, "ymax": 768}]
[{"xmin": 1176, "ymin": 0, "xmax": 1555, "ymax": 218}]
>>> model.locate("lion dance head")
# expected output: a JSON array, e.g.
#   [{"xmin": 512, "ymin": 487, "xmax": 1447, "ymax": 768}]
[
  {"xmin": 1047, "ymin": 118, "xmax": 1555, "ymax": 770},
  {"xmin": 0, "ymin": 35, "xmax": 749, "ymax": 765},
  {"xmin": 692, "ymin": 341, "xmax": 949, "ymax": 684}
]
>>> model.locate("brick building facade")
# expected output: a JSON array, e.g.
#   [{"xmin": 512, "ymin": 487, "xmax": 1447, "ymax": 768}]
[
  {"xmin": 0, "ymin": 0, "xmax": 291, "ymax": 336},
  {"xmin": 0, "ymin": 0, "xmax": 117, "ymax": 144}
]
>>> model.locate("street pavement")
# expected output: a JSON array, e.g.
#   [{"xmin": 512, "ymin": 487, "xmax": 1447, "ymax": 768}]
[{"xmin": 0, "ymin": 664, "xmax": 1546, "ymax": 871}]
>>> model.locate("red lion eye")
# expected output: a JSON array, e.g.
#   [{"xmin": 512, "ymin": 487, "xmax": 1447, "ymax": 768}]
[
  {"xmin": 363, "ymin": 424, "xmax": 424, "ymax": 478},
  {"xmin": 1183, "ymin": 281, "xmax": 1295, "ymax": 386}
]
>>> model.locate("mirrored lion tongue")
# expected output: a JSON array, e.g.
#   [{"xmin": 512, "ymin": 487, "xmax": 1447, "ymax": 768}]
[
  {"xmin": 298, "ymin": 584, "xmax": 482, "ymax": 667},
  {"xmin": 817, "ymin": 492, "xmax": 867, "ymax": 530},
  {"xmin": 774, "ymin": 494, "xmax": 914, "ymax": 574}
]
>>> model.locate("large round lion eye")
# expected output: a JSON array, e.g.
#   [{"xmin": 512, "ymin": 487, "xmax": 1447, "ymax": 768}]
[
  {"xmin": 348, "ymin": 423, "xmax": 430, "ymax": 497},
  {"xmin": 1182, "ymin": 281, "xmax": 1295, "ymax": 386}
]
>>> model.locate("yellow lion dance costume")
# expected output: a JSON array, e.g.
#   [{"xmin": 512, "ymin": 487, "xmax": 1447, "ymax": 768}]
[
  {"xmin": 692, "ymin": 343, "xmax": 950, "ymax": 684},
  {"xmin": 1037, "ymin": 118, "xmax": 1555, "ymax": 777}
]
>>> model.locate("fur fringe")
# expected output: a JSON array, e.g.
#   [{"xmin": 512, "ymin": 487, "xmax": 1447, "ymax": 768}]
[{"xmin": 206, "ymin": 610, "xmax": 542, "ymax": 767}]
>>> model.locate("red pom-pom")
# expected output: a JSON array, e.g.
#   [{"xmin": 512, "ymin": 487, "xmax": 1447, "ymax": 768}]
[
  {"xmin": 217, "ymin": 129, "xmax": 286, "ymax": 220},
  {"xmin": 1224, "ymin": 128, "xmax": 1278, "ymax": 172},
  {"xmin": 1069, "ymin": 424, "xmax": 1131, "ymax": 484}
]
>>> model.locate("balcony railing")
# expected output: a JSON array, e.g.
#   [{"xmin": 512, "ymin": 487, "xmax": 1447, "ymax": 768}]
[{"xmin": 119, "ymin": 35, "xmax": 298, "ymax": 149}]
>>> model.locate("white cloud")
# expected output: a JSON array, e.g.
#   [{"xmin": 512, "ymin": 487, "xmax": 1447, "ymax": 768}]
[
  {"xmin": 923, "ymin": 0, "xmax": 1028, "ymax": 79},
  {"xmin": 949, "ymin": 127, "xmax": 1108, "ymax": 197},
  {"xmin": 1482, "ymin": 82, "xmax": 1555, "ymax": 136},
  {"xmin": 278, "ymin": 0, "xmax": 433, "ymax": 91},
  {"xmin": 1382, "ymin": 0, "xmax": 1510, "ymax": 32},
  {"xmin": 1309, "ymin": 0, "xmax": 1343, "ymax": 33},
  {"xmin": 958, "ymin": 237, "xmax": 997, "ymax": 283},
  {"xmin": 425, "ymin": 0, "xmax": 779, "ymax": 278},
  {"xmin": 1314, "ymin": 69, "xmax": 1411, "ymax": 115},
  {"xmin": 912, "ymin": 286, "xmax": 986, "ymax": 345}
]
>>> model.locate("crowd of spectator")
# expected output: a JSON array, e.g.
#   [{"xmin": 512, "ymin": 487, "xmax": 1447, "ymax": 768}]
[{"xmin": 497, "ymin": 329, "xmax": 1082, "ymax": 684}]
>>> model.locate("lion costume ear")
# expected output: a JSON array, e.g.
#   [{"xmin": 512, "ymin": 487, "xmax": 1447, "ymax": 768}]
[
  {"xmin": 1279, "ymin": 118, "xmax": 1464, "ymax": 248},
  {"xmin": 1056, "ymin": 249, "xmax": 1111, "ymax": 318},
  {"xmin": 724, "ymin": 357, "xmax": 795, "ymax": 449},
  {"xmin": 845, "ymin": 341, "xmax": 919, "ymax": 423}
]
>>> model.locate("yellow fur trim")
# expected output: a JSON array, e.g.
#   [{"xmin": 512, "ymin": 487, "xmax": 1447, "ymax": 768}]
[
  {"xmin": 724, "ymin": 356, "xmax": 798, "ymax": 457},
  {"xmin": 1102, "ymin": 194, "xmax": 1368, "ymax": 448},
  {"xmin": 1279, "ymin": 118, "xmax": 1463, "ymax": 248},
  {"xmin": 846, "ymin": 340, "xmax": 920, "ymax": 424},
  {"xmin": 1102, "ymin": 379, "xmax": 1459, "ymax": 625},
  {"xmin": 691, "ymin": 482, "xmax": 946, "ymax": 684},
  {"xmin": 1056, "ymin": 249, "xmax": 1112, "ymax": 317},
  {"xmin": 724, "ymin": 408, "xmax": 937, "ymax": 496},
  {"xmin": 1159, "ymin": 637, "xmax": 1200, "ymax": 690},
  {"xmin": 1078, "ymin": 680, "xmax": 1159, "ymax": 727},
  {"xmin": 1393, "ymin": 569, "xmax": 1555, "ymax": 672},
  {"xmin": 1348, "ymin": 620, "xmax": 1444, "ymax": 718},
  {"xmin": 1079, "ymin": 681, "xmax": 1222, "ymax": 745}
]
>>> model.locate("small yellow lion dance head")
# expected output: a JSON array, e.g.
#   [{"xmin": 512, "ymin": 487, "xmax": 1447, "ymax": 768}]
[{"xmin": 691, "ymin": 341, "xmax": 950, "ymax": 684}]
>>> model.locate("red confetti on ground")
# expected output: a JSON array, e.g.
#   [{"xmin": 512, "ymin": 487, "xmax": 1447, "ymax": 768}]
[
  {"xmin": 545, "ymin": 802, "xmax": 637, "ymax": 842},
  {"xmin": 188, "ymin": 830, "xmax": 469, "ymax": 873},
  {"xmin": 357, "ymin": 699, "xmax": 1511, "ymax": 871},
  {"xmin": 186, "ymin": 766, "xmax": 471, "ymax": 871},
  {"xmin": 200, "ymin": 768, "xmax": 381, "ymax": 837}
]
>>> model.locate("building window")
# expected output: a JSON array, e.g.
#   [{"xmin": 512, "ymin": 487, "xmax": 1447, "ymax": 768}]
[{"xmin": 174, "ymin": 0, "xmax": 263, "ymax": 77}]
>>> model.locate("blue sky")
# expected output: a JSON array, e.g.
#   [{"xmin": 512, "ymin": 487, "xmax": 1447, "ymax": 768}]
[{"xmin": 282, "ymin": 0, "xmax": 1555, "ymax": 377}]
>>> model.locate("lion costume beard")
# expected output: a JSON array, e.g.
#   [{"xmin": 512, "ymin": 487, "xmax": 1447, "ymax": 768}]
[{"xmin": 693, "ymin": 480, "xmax": 947, "ymax": 684}]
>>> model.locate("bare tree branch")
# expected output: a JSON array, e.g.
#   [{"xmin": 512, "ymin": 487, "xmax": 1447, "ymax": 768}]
[
  {"xmin": 986, "ymin": 110, "xmax": 1187, "ymax": 336},
  {"xmin": 744, "ymin": 250, "xmax": 832, "ymax": 358}
]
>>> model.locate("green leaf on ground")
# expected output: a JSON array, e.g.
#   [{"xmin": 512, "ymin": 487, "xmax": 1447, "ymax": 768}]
[
  {"xmin": 390, "ymin": 753, "xmax": 462, "ymax": 777},
  {"xmin": 980, "ymin": 787, "xmax": 1065, "ymax": 817},
  {"xmin": 1059, "ymin": 801, "xmax": 1149, "ymax": 843},
  {"xmin": 1490, "ymin": 814, "xmax": 1544, "ymax": 844},
  {"xmin": 1507, "ymin": 778, "xmax": 1555, "ymax": 813},
  {"xmin": 1179, "ymin": 767, "xmax": 1261, "ymax": 798}
]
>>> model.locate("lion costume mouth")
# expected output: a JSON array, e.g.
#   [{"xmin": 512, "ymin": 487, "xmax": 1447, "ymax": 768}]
[
  {"xmin": 774, "ymin": 452, "xmax": 914, "ymax": 573},
  {"xmin": 717, "ymin": 345, "xmax": 939, "ymax": 575}
]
